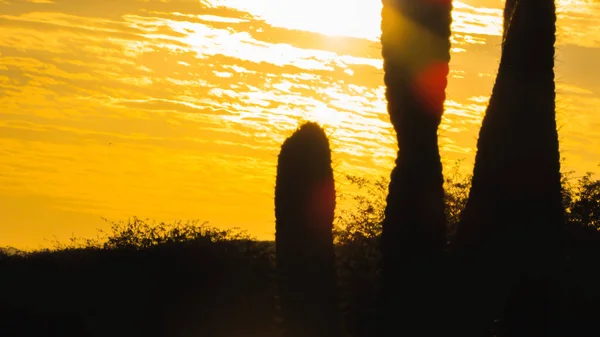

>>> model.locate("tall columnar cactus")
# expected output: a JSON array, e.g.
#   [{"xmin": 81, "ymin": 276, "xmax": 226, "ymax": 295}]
[
  {"xmin": 503, "ymin": 0, "xmax": 517, "ymax": 41},
  {"xmin": 274, "ymin": 122, "xmax": 340, "ymax": 337},
  {"xmin": 379, "ymin": 0, "xmax": 452, "ymax": 335},
  {"xmin": 454, "ymin": 0, "xmax": 564, "ymax": 335}
]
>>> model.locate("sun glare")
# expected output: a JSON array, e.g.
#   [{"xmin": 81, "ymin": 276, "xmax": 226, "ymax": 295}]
[
  {"xmin": 307, "ymin": 106, "xmax": 348, "ymax": 128},
  {"xmin": 207, "ymin": 0, "xmax": 382, "ymax": 40}
]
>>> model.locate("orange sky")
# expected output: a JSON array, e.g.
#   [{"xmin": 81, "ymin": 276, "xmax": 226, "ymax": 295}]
[{"xmin": 1, "ymin": 0, "xmax": 599, "ymax": 250}]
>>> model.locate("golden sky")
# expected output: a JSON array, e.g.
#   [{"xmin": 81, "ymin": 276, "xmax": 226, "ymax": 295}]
[{"xmin": 1, "ymin": 0, "xmax": 599, "ymax": 250}]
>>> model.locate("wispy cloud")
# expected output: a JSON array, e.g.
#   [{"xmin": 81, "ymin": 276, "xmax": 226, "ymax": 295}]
[{"xmin": 0, "ymin": 0, "xmax": 599, "ymax": 248}]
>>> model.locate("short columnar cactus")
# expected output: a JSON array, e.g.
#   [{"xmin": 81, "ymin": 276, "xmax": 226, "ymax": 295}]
[{"xmin": 274, "ymin": 122, "xmax": 340, "ymax": 337}]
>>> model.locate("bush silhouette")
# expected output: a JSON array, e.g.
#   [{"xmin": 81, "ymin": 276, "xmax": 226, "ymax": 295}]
[
  {"xmin": 0, "ymin": 218, "xmax": 277, "ymax": 337},
  {"xmin": 0, "ymin": 170, "xmax": 599, "ymax": 337}
]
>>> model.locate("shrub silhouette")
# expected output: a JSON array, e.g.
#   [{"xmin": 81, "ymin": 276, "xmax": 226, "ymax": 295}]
[
  {"xmin": 274, "ymin": 122, "xmax": 340, "ymax": 337},
  {"xmin": 0, "ymin": 171, "xmax": 599, "ymax": 337},
  {"xmin": 0, "ymin": 219, "xmax": 277, "ymax": 337},
  {"xmin": 567, "ymin": 172, "xmax": 600, "ymax": 229},
  {"xmin": 334, "ymin": 169, "xmax": 600, "ymax": 337}
]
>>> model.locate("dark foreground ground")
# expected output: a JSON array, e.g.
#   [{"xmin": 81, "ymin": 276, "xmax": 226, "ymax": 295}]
[
  {"xmin": 0, "ymin": 224, "xmax": 599, "ymax": 337},
  {"xmin": 0, "ymin": 238, "xmax": 277, "ymax": 337}
]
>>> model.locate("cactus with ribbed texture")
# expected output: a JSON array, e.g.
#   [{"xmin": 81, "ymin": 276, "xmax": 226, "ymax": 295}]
[
  {"xmin": 454, "ymin": 0, "xmax": 564, "ymax": 335},
  {"xmin": 503, "ymin": 0, "xmax": 517, "ymax": 41},
  {"xmin": 379, "ymin": 0, "xmax": 452, "ymax": 335},
  {"xmin": 274, "ymin": 122, "xmax": 340, "ymax": 337}
]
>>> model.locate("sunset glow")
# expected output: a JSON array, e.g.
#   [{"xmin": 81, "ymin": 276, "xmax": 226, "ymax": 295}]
[
  {"xmin": 1, "ymin": 0, "xmax": 599, "ymax": 249},
  {"xmin": 207, "ymin": 0, "xmax": 383, "ymax": 40}
]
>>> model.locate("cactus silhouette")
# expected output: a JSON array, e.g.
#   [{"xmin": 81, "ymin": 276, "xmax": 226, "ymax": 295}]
[
  {"xmin": 274, "ymin": 122, "xmax": 340, "ymax": 337},
  {"xmin": 454, "ymin": 0, "xmax": 564, "ymax": 335},
  {"xmin": 379, "ymin": 0, "xmax": 452, "ymax": 335},
  {"xmin": 503, "ymin": 0, "xmax": 517, "ymax": 41}
]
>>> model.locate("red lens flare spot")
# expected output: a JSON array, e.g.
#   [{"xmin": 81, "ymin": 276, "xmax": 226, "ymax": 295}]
[
  {"xmin": 308, "ymin": 179, "xmax": 336, "ymax": 225},
  {"xmin": 413, "ymin": 61, "xmax": 448, "ymax": 120}
]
